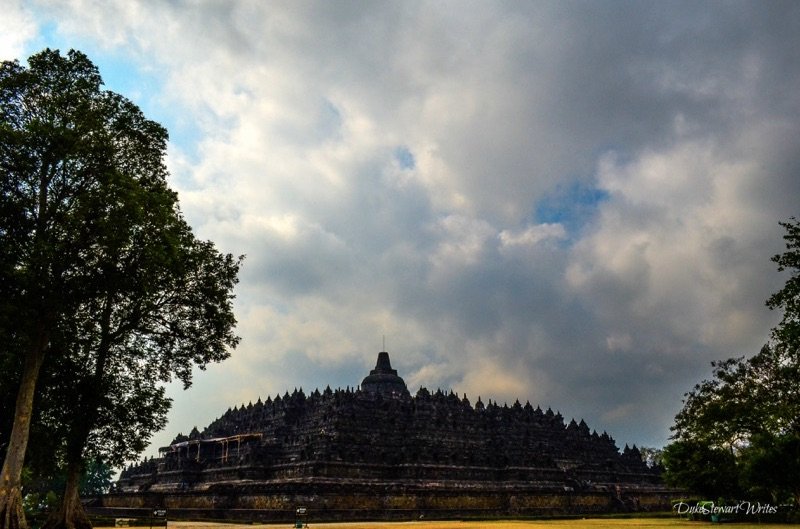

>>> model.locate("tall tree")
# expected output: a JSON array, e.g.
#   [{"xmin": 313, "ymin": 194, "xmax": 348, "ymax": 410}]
[
  {"xmin": 0, "ymin": 49, "xmax": 240, "ymax": 529},
  {"xmin": 1, "ymin": 48, "xmax": 109, "ymax": 529},
  {"xmin": 42, "ymin": 199, "xmax": 240, "ymax": 529},
  {"xmin": 665, "ymin": 218, "xmax": 800, "ymax": 503}
]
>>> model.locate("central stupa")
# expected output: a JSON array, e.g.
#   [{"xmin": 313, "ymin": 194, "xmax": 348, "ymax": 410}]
[{"xmin": 360, "ymin": 351, "xmax": 408, "ymax": 396}]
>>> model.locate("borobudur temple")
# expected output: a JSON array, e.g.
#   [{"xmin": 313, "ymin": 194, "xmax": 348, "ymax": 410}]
[{"xmin": 95, "ymin": 351, "xmax": 678, "ymax": 521}]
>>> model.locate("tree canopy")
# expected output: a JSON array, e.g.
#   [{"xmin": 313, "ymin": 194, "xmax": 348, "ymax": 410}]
[
  {"xmin": 0, "ymin": 49, "xmax": 240, "ymax": 529},
  {"xmin": 664, "ymin": 218, "xmax": 800, "ymax": 506}
]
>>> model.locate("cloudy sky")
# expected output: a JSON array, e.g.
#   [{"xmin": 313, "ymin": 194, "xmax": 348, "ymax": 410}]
[{"xmin": 3, "ymin": 0, "xmax": 799, "ymax": 458}]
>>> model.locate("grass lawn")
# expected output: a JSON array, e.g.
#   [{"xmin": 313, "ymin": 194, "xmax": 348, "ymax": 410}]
[{"xmin": 95, "ymin": 518, "xmax": 800, "ymax": 529}]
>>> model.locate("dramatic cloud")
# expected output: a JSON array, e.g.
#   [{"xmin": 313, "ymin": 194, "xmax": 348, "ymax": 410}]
[
  {"xmin": 0, "ymin": 1, "xmax": 37, "ymax": 58},
  {"xmin": 8, "ymin": 0, "xmax": 800, "ymax": 455}
]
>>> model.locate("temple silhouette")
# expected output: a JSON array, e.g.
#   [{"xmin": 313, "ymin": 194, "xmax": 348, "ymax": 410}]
[{"xmin": 100, "ymin": 352, "xmax": 677, "ymax": 521}]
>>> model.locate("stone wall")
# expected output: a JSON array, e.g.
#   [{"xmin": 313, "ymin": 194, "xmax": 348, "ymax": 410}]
[{"xmin": 92, "ymin": 481, "xmax": 680, "ymax": 523}]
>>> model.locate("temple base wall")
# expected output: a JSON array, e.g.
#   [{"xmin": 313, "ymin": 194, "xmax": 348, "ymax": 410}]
[{"xmin": 90, "ymin": 481, "xmax": 680, "ymax": 523}]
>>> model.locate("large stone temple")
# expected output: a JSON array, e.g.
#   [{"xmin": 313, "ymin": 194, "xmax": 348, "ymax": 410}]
[{"xmin": 96, "ymin": 352, "xmax": 677, "ymax": 521}]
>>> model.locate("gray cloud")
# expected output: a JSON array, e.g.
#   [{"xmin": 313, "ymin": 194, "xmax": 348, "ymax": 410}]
[{"xmin": 15, "ymin": 0, "xmax": 800, "ymax": 453}]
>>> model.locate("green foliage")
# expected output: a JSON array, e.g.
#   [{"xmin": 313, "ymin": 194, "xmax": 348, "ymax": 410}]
[
  {"xmin": 19, "ymin": 458, "xmax": 111, "ymax": 525},
  {"xmin": 662, "ymin": 440, "xmax": 740, "ymax": 499},
  {"xmin": 22, "ymin": 491, "xmax": 58, "ymax": 519},
  {"xmin": 1, "ymin": 48, "xmax": 241, "ymax": 529},
  {"xmin": 77, "ymin": 459, "xmax": 113, "ymax": 496},
  {"xmin": 20, "ymin": 457, "xmax": 111, "ymax": 510},
  {"xmin": 671, "ymin": 356, "xmax": 756, "ymax": 449},
  {"xmin": 767, "ymin": 218, "xmax": 800, "ymax": 360},
  {"xmin": 665, "ymin": 218, "xmax": 800, "ymax": 504},
  {"xmin": 739, "ymin": 430, "xmax": 800, "ymax": 503},
  {"xmin": 638, "ymin": 446, "xmax": 664, "ymax": 469}
]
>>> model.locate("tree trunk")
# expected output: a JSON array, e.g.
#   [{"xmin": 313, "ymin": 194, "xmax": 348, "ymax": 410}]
[
  {"xmin": 45, "ymin": 295, "xmax": 115, "ymax": 529},
  {"xmin": 43, "ymin": 401, "xmax": 95, "ymax": 529},
  {"xmin": 0, "ymin": 488, "xmax": 25, "ymax": 529},
  {"xmin": 0, "ymin": 331, "xmax": 48, "ymax": 529},
  {"xmin": 42, "ymin": 460, "xmax": 90, "ymax": 529}
]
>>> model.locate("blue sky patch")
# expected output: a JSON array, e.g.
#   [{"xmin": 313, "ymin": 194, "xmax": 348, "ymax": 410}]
[
  {"xmin": 534, "ymin": 180, "xmax": 610, "ymax": 237},
  {"xmin": 394, "ymin": 146, "xmax": 416, "ymax": 170},
  {"xmin": 320, "ymin": 98, "xmax": 343, "ymax": 137},
  {"xmin": 23, "ymin": 21, "xmax": 203, "ymax": 163}
]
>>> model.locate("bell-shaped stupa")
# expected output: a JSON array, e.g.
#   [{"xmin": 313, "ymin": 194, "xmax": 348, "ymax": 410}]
[{"xmin": 360, "ymin": 351, "xmax": 408, "ymax": 396}]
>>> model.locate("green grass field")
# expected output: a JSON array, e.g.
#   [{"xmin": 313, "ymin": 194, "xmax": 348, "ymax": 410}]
[{"xmin": 95, "ymin": 518, "xmax": 799, "ymax": 529}]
